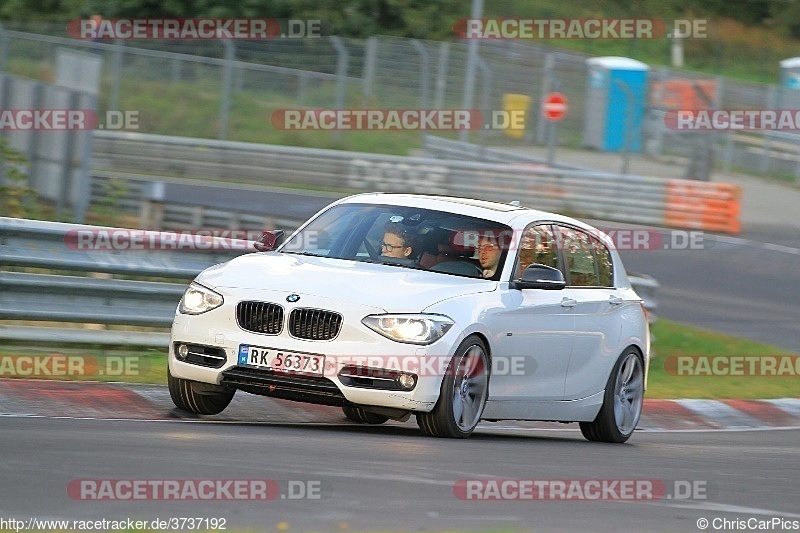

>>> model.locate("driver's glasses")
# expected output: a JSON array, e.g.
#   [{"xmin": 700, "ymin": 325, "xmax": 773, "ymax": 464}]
[{"xmin": 380, "ymin": 241, "xmax": 405, "ymax": 251}]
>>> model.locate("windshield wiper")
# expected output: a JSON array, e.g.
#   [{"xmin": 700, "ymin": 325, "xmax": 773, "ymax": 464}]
[{"xmin": 281, "ymin": 251, "xmax": 324, "ymax": 257}]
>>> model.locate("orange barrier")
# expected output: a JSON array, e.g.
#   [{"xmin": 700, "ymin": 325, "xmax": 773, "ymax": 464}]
[
  {"xmin": 664, "ymin": 179, "xmax": 742, "ymax": 234},
  {"xmin": 651, "ymin": 79, "xmax": 717, "ymax": 109}
]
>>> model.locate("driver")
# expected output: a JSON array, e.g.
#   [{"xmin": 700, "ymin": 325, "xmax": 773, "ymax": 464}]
[{"xmin": 380, "ymin": 222, "xmax": 415, "ymax": 260}]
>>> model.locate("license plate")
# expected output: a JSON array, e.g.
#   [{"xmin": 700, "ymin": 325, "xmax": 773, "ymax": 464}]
[{"xmin": 238, "ymin": 345, "xmax": 325, "ymax": 376}]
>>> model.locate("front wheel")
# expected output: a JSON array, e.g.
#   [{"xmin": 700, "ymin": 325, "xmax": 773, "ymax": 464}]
[
  {"xmin": 417, "ymin": 336, "xmax": 489, "ymax": 439},
  {"xmin": 168, "ymin": 367, "xmax": 235, "ymax": 415},
  {"xmin": 580, "ymin": 350, "xmax": 644, "ymax": 443}
]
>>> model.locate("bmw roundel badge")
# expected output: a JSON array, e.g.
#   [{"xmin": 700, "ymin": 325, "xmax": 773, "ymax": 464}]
[{"xmin": 286, "ymin": 293, "xmax": 300, "ymax": 303}]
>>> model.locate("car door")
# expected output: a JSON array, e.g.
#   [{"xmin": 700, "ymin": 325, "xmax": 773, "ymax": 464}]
[
  {"xmin": 555, "ymin": 225, "xmax": 624, "ymax": 400},
  {"xmin": 487, "ymin": 223, "xmax": 576, "ymax": 403}
]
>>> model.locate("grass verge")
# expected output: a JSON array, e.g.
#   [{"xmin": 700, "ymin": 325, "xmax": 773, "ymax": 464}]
[{"xmin": 646, "ymin": 319, "xmax": 796, "ymax": 399}]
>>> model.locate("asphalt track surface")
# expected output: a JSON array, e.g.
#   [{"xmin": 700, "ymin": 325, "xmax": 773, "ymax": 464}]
[
  {"xmin": 0, "ymin": 414, "xmax": 798, "ymax": 533},
  {"xmin": 617, "ymin": 225, "xmax": 800, "ymax": 353}
]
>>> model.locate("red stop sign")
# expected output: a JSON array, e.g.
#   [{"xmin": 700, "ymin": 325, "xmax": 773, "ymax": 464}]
[{"xmin": 543, "ymin": 93, "xmax": 568, "ymax": 121}]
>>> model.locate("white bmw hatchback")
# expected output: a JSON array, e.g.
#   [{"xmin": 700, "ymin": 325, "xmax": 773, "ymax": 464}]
[{"xmin": 169, "ymin": 193, "xmax": 649, "ymax": 442}]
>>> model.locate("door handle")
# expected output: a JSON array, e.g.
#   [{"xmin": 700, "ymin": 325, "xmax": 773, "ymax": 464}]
[
  {"xmin": 561, "ymin": 298, "xmax": 577, "ymax": 308},
  {"xmin": 609, "ymin": 295, "xmax": 623, "ymax": 306}
]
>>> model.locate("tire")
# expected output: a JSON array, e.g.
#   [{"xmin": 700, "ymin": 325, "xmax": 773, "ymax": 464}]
[
  {"xmin": 580, "ymin": 350, "xmax": 644, "ymax": 443},
  {"xmin": 417, "ymin": 336, "xmax": 489, "ymax": 439},
  {"xmin": 168, "ymin": 367, "xmax": 235, "ymax": 415},
  {"xmin": 342, "ymin": 406, "xmax": 389, "ymax": 425}
]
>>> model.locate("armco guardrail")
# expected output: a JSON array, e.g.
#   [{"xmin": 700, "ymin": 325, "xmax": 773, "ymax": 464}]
[
  {"xmin": 2, "ymin": 217, "xmax": 658, "ymax": 348},
  {"xmin": 91, "ymin": 131, "xmax": 742, "ymax": 234},
  {"xmin": 422, "ymin": 135, "xmax": 584, "ymax": 169},
  {"xmin": 0, "ymin": 217, "xmax": 255, "ymax": 347}
]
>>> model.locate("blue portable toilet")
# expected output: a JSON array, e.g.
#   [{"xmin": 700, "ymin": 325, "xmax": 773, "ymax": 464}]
[
  {"xmin": 779, "ymin": 57, "xmax": 800, "ymax": 90},
  {"xmin": 778, "ymin": 58, "xmax": 800, "ymax": 109},
  {"xmin": 583, "ymin": 57, "xmax": 649, "ymax": 152}
]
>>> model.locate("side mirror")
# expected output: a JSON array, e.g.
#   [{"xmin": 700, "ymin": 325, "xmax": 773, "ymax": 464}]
[
  {"xmin": 253, "ymin": 230, "xmax": 285, "ymax": 252},
  {"xmin": 510, "ymin": 264, "xmax": 566, "ymax": 290}
]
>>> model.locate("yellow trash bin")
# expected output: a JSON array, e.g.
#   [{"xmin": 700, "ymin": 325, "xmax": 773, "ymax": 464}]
[{"xmin": 502, "ymin": 93, "xmax": 530, "ymax": 139}]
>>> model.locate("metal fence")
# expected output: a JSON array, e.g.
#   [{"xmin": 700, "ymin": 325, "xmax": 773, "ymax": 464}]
[{"xmin": 3, "ymin": 24, "xmax": 800, "ymax": 181}]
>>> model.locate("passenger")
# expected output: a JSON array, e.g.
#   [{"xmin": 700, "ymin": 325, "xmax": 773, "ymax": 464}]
[{"xmin": 477, "ymin": 235, "xmax": 502, "ymax": 278}]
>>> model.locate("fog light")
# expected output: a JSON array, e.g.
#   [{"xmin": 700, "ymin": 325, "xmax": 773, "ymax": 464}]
[
  {"xmin": 177, "ymin": 344, "xmax": 189, "ymax": 359},
  {"xmin": 397, "ymin": 373, "xmax": 417, "ymax": 390}
]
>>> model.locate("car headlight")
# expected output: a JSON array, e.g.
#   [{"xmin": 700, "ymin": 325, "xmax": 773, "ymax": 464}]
[
  {"xmin": 179, "ymin": 283, "xmax": 224, "ymax": 315},
  {"xmin": 362, "ymin": 314, "xmax": 454, "ymax": 345}
]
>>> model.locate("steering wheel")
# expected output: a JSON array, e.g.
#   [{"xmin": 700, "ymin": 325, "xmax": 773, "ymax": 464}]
[{"xmin": 363, "ymin": 238, "xmax": 382, "ymax": 260}]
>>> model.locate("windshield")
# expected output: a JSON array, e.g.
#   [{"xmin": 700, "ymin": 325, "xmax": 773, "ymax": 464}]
[{"xmin": 280, "ymin": 203, "xmax": 513, "ymax": 280}]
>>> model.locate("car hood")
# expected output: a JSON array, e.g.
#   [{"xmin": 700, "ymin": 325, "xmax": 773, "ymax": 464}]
[{"xmin": 197, "ymin": 252, "xmax": 494, "ymax": 313}]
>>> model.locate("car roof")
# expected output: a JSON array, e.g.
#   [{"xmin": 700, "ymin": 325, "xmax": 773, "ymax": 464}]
[{"xmin": 336, "ymin": 193, "xmax": 595, "ymax": 229}]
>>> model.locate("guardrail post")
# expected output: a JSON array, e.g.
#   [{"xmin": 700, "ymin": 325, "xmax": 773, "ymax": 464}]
[
  {"xmin": 331, "ymin": 36, "xmax": 348, "ymax": 110},
  {"xmin": 362, "ymin": 37, "xmax": 377, "ymax": 106},
  {"xmin": 0, "ymin": 74, "xmax": 9, "ymax": 182},
  {"xmin": 614, "ymin": 79, "xmax": 634, "ymax": 175},
  {"xmin": 191, "ymin": 205, "xmax": 204, "ymax": 228},
  {"xmin": 537, "ymin": 53, "xmax": 555, "ymax": 145},
  {"xmin": 218, "ymin": 40, "xmax": 235, "ymax": 140},
  {"xmin": 460, "ymin": 0, "xmax": 483, "ymax": 142},
  {"xmin": 722, "ymin": 132, "xmax": 733, "ymax": 173},
  {"xmin": 759, "ymin": 85, "xmax": 777, "ymax": 175},
  {"xmin": 795, "ymin": 143, "xmax": 800, "ymax": 183},
  {"xmin": 411, "ymin": 40, "xmax": 430, "ymax": 143},
  {"xmin": 434, "ymin": 41, "xmax": 449, "ymax": 110},
  {"xmin": 171, "ymin": 57, "xmax": 182, "ymax": 82},
  {"xmin": 73, "ymin": 93, "xmax": 97, "ymax": 223},
  {"xmin": 26, "ymin": 82, "xmax": 43, "ymax": 193},
  {"xmin": 330, "ymin": 36, "xmax": 348, "ymax": 143},
  {"xmin": 57, "ymin": 91, "xmax": 80, "ymax": 219},
  {"xmin": 140, "ymin": 181, "xmax": 165, "ymax": 229},
  {"xmin": 0, "ymin": 22, "xmax": 8, "ymax": 72},
  {"xmin": 410, "ymin": 40, "xmax": 430, "ymax": 110},
  {"xmin": 109, "ymin": 40, "xmax": 124, "ymax": 112},
  {"xmin": 476, "ymin": 58, "xmax": 492, "ymax": 148}
]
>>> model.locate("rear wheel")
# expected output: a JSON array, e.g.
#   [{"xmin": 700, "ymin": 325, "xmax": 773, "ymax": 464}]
[
  {"xmin": 342, "ymin": 406, "xmax": 389, "ymax": 425},
  {"xmin": 168, "ymin": 367, "xmax": 234, "ymax": 415},
  {"xmin": 417, "ymin": 336, "xmax": 489, "ymax": 438},
  {"xmin": 580, "ymin": 350, "xmax": 644, "ymax": 443}
]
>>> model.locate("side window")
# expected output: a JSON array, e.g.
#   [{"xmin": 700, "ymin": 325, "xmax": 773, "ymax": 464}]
[
  {"xmin": 594, "ymin": 239, "xmax": 614, "ymax": 287},
  {"xmin": 514, "ymin": 224, "xmax": 559, "ymax": 279},
  {"xmin": 557, "ymin": 226, "xmax": 599, "ymax": 287}
]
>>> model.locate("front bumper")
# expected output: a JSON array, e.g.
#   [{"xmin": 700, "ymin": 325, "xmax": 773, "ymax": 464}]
[{"xmin": 169, "ymin": 307, "xmax": 455, "ymax": 412}]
